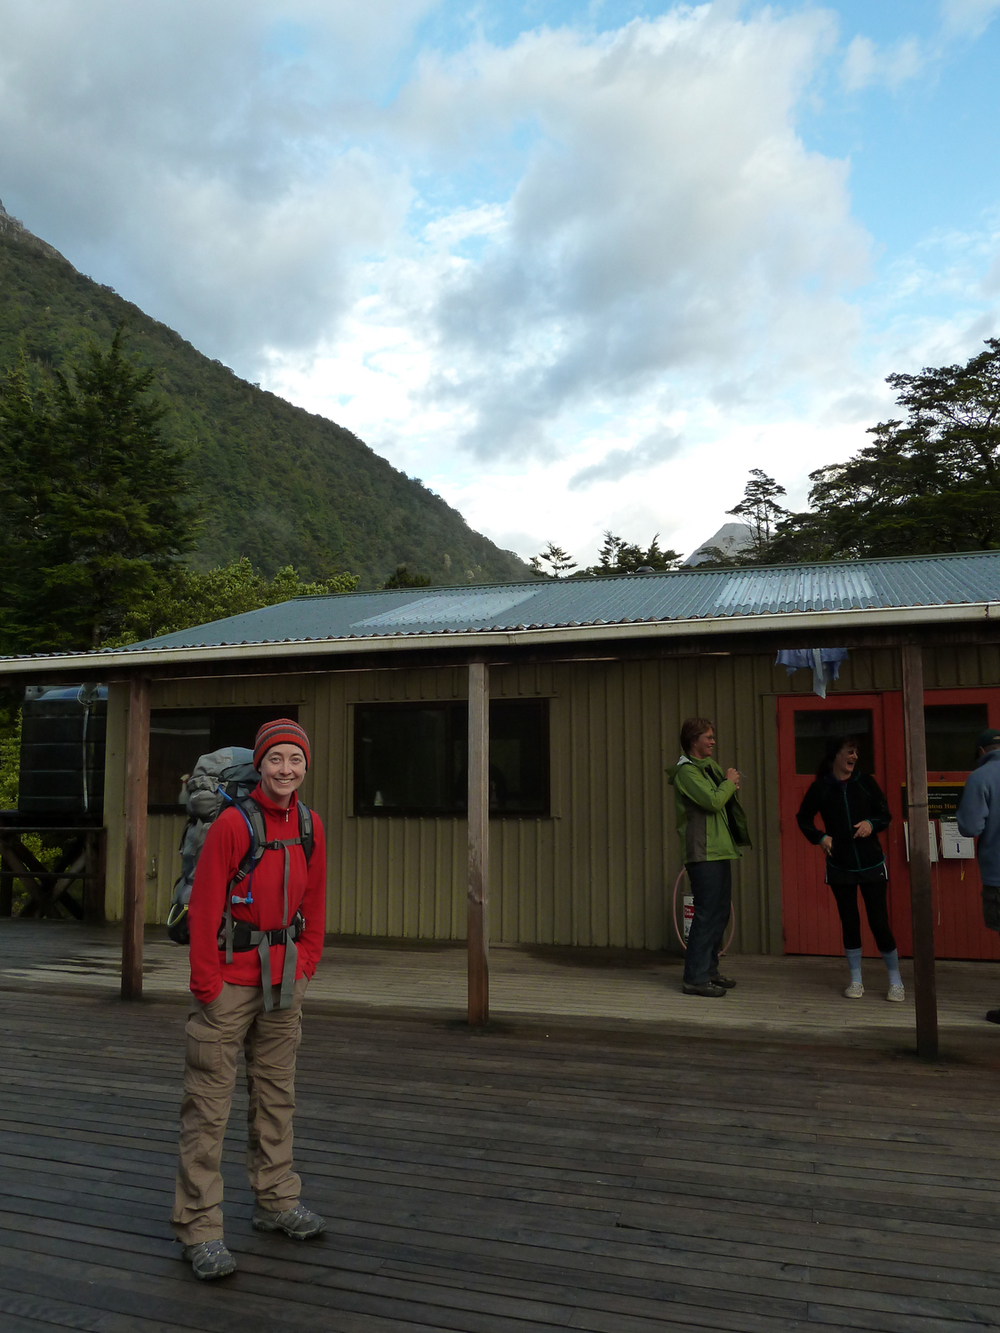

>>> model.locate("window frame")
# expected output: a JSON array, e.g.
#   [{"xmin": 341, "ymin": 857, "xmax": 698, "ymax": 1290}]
[
  {"xmin": 352, "ymin": 698, "xmax": 551, "ymax": 819},
  {"xmin": 147, "ymin": 705, "xmax": 299, "ymax": 814}
]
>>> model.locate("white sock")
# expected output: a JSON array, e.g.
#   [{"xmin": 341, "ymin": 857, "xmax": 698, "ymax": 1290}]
[{"xmin": 845, "ymin": 947, "xmax": 863, "ymax": 984}]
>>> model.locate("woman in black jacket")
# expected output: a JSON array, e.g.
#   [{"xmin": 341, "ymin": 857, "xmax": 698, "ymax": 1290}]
[{"xmin": 797, "ymin": 735, "xmax": 904, "ymax": 1002}]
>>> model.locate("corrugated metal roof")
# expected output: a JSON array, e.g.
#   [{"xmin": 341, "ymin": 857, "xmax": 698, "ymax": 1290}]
[
  {"xmin": 90, "ymin": 550, "xmax": 1000, "ymax": 655},
  {"xmin": 2, "ymin": 551, "xmax": 997, "ymax": 665}
]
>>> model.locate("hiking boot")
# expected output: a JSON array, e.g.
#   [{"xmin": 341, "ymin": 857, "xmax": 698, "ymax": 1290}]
[
  {"xmin": 886, "ymin": 983, "xmax": 905, "ymax": 1003},
  {"xmin": 182, "ymin": 1239, "xmax": 237, "ymax": 1281},
  {"xmin": 844, "ymin": 981, "xmax": 864, "ymax": 999},
  {"xmin": 252, "ymin": 1202, "xmax": 326, "ymax": 1240},
  {"xmin": 681, "ymin": 981, "xmax": 727, "ymax": 998},
  {"xmin": 710, "ymin": 972, "xmax": 737, "ymax": 989}
]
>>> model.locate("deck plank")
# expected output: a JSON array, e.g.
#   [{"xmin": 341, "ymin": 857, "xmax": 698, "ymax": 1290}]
[{"xmin": 3, "ymin": 942, "xmax": 1000, "ymax": 1331}]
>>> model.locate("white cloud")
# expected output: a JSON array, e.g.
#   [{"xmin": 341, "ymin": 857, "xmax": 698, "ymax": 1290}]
[
  {"xmin": 841, "ymin": 34, "xmax": 926, "ymax": 91},
  {"xmin": 4, "ymin": 1, "xmax": 992, "ymax": 571},
  {"xmin": 0, "ymin": 0, "xmax": 433, "ymax": 359},
  {"xmin": 939, "ymin": 0, "xmax": 1000, "ymax": 38},
  {"xmin": 376, "ymin": 6, "xmax": 868, "ymax": 462},
  {"xmin": 568, "ymin": 429, "xmax": 683, "ymax": 489}
]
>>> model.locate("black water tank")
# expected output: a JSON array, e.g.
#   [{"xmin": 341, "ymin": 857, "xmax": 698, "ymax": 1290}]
[{"xmin": 19, "ymin": 685, "xmax": 107, "ymax": 817}]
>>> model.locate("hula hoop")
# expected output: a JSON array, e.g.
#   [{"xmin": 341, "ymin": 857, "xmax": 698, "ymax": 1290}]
[{"xmin": 671, "ymin": 867, "xmax": 735, "ymax": 955}]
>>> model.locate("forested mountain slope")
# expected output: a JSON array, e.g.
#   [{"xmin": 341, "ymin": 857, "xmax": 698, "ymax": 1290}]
[{"xmin": 0, "ymin": 203, "xmax": 526, "ymax": 586}]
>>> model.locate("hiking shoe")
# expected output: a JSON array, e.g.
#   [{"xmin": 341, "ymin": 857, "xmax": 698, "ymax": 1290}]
[
  {"xmin": 886, "ymin": 983, "xmax": 905, "ymax": 1003},
  {"xmin": 986, "ymin": 1009, "xmax": 1000, "ymax": 1025},
  {"xmin": 844, "ymin": 981, "xmax": 864, "ymax": 999},
  {"xmin": 182, "ymin": 1239, "xmax": 237, "ymax": 1280},
  {"xmin": 252, "ymin": 1202, "xmax": 326, "ymax": 1240},
  {"xmin": 710, "ymin": 972, "xmax": 737, "ymax": 989},
  {"xmin": 681, "ymin": 981, "xmax": 727, "ymax": 998}
]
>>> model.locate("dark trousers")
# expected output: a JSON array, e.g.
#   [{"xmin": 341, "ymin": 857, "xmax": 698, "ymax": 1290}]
[
  {"xmin": 982, "ymin": 885, "xmax": 1000, "ymax": 932},
  {"xmin": 829, "ymin": 876, "xmax": 895, "ymax": 953},
  {"xmin": 684, "ymin": 860, "xmax": 733, "ymax": 984}
]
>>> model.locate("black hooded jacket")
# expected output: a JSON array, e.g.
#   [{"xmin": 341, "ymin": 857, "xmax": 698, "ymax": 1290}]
[{"xmin": 796, "ymin": 771, "xmax": 891, "ymax": 881}]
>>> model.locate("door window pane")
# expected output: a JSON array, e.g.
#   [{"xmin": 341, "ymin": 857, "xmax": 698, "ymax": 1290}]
[
  {"xmin": 794, "ymin": 710, "xmax": 873, "ymax": 777},
  {"xmin": 924, "ymin": 703, "xmax": 988, "ymax": 772}
]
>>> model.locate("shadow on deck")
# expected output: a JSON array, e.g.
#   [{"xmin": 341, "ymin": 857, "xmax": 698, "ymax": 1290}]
[{"xmin": 3, "ymin": 919, "xmax": 1000, "ymax": 1051}]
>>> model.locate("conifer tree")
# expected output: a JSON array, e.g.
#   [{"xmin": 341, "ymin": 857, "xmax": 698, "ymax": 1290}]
[
  {"xmin": 726, "ymin": 470, "xmax": 788, "ymax": 561},
  {"xmin": 529, "ymin": 542, "xmax": 578, "ymax": 577},
  {"xmin": 590, "ymin": 531, "xmax": 682, "ymax": 574},
  {"xmin": 0, "ymin": 328, "xmax": 196, "ymax": 651}
]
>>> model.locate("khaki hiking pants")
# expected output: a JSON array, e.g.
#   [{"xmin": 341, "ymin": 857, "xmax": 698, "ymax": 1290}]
[{"xmin": 171, "ymin": 975, "xmax": 308, "ymax": 1245}]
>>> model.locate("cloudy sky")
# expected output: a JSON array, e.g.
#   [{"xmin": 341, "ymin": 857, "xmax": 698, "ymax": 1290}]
[{"xmin": 1, "ymin": 0, "xmax": 998, "ymax": 567}]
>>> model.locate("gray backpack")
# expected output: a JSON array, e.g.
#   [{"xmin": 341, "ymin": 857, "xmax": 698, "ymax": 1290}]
[{"xmin": 166, "ymin": 747, "xmax": 261, "ymax": 944}]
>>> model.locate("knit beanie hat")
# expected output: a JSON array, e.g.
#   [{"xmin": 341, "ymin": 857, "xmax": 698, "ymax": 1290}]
[{"xmin": 254, "ymin": 718, "xmax": 310, "ymax": 770}]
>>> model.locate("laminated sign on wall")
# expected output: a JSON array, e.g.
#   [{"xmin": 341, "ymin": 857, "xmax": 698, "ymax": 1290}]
[
  {"xmin": 939, "ymin": 820, "xmax": 976, "ymax": 859},
  {"xmin": 903, "ymin": 821, "xmax": 939, "ymax": 863}
]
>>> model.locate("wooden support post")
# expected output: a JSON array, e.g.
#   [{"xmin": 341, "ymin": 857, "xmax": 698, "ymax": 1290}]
[
  {"xmin": 121, "ymin": 674, "xmax": 150, "ymax": 1000},
  {"xmin": 901, "ymin": 643, "xmax": 938, "ymax": 1059},
  {"xmin": 467, "ymin": 661, "xmax": 490, "ymax": 1026}
]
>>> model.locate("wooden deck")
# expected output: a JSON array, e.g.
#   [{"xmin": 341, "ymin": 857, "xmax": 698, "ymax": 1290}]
[
  {"xmin": 3, "ymin": 921, "xmax": 1000, "ymax": 1048},
  {"xmin": 4, "ymin": 925, "xmax": 1000, "ymax": 1331}
]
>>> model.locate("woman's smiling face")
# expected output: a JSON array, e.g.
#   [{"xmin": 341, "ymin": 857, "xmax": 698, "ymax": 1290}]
[
  {"xmin": 833, "ymin": 741, "xmax": 858, "ymax": 780},
  {"xmin": 258, "ymin": 744, "xmax": 306, "ymax": 807}
]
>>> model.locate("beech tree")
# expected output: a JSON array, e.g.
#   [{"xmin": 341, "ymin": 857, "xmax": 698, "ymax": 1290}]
[
  {"xmin": 381, "ymin": 563, "xmax": 431, "ymax": 590},
  {"xmin": 104, "ymin": 557, "xmax": 360, "ymax": 647},
  {"xmin": 0, "ymin": 329, "xmax": 195, "ymax": 651},
  {"xmin": 773, "ymin": 338, "xmax": 1000, "ymax": 560}
]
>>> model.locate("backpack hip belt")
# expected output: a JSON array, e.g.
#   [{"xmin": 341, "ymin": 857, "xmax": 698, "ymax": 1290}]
[{"xmin": 224, "ymin": 913, "xmax": 305, "ymax": 952}]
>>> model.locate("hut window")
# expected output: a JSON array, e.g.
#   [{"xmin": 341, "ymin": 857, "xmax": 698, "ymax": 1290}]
[
  {"xmin": 924, "ymin": 703, "xmax": 988, "ymax": 772},
  {"xmin": 148, "ymin": 706, "xmax": 299, "ymax": 811},
  {"xmin": 353, "ymin": 699, "xmax": 549, "ymax": 817}
]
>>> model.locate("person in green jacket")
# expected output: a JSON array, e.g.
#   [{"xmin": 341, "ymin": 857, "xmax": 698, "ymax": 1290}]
[{"xmin": 666, "ymin": 717, "xmax": 751, "ymax": 997}]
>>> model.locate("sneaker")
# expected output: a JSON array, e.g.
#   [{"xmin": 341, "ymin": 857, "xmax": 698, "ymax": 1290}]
[
  {"xmin": 709, "ymin": 972, "xmax": 737, "ymax": 989},
  {"xmin": 182, "ymin": 1239, "xmax": 237, "ymax": 1281},
  {"xmin": 681, "ymin": 981, "xmax": 727, "ymax": 998},
  {"xmin": 886, "ymin": 983, "xmax": 905, "ymax": 1003},
  {"xmin": 844, "ymin": 981, "xmax": 864, "ymax": 999},
  {"xmin": 252, "ymin": 1202, "xmax": 326, "ymax": 1240}
]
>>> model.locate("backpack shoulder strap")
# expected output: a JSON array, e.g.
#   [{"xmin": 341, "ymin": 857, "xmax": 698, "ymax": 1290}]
[
  {"xmin": 231, "ymin": 794, "xmax": 268, "ymax": 881},
  {"xmin": 297, "ymin": 803, "xmax": 314, "ymax": 865},
  {"xmin": 218, "ymin": 795, "xmax": 268, "ymax": 963}
]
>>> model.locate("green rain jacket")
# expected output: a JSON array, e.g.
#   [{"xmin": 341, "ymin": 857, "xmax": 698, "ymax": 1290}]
[{"xmin": 665, "ymin": 754, "xmax": 752, "ymax": 864}]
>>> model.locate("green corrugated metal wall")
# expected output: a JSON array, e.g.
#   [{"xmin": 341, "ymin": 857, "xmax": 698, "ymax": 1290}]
[{"xmin": 102, "ymin": 643, "xmax": 1000, "ymax": 952}]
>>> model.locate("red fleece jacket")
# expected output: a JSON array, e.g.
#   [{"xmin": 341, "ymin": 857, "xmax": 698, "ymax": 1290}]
[{"xmin": 187, "ymin": 785, "xmax": 326, "ymax": 1006}]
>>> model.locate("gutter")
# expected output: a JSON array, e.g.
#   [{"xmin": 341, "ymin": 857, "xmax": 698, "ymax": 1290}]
[{"xmin": 0, "ymin": 600, "xmax": 996, "ymax": 678}]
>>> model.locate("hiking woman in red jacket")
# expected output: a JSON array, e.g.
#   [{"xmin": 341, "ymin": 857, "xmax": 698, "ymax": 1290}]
[{"xmin": 171, "ymin": 719, "xmax": 326, "ymax": 1280}]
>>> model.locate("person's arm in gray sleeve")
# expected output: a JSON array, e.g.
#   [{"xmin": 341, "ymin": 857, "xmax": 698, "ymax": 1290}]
[{"xmin": 957, "ymin": 773, "xmax": 988, "ymax": 839}]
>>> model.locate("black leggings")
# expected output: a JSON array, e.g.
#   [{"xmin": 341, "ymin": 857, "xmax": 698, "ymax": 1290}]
[{"xmin": 830, "ymin": 876, "xmax": 896, "ymax": 953}]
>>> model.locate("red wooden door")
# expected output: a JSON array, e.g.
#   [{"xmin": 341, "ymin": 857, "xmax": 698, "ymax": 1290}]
[
  {"xmin": 883, "ymin": 687, "xmax": 1000, "ymax": 961},
  {"xmin": 777, "ymin": 694, "xmax": 891, "ymax": 956}
]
